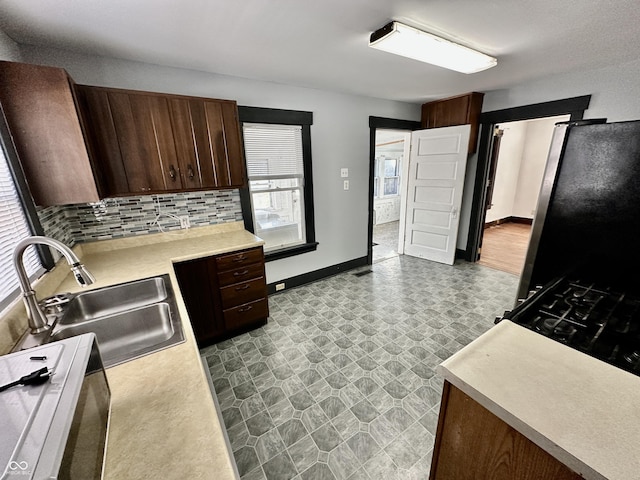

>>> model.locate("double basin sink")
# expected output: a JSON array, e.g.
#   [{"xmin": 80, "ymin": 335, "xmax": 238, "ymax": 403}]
[{"xmin": 45, "ymin": 274, "xmax": 184, "ymax": 368}]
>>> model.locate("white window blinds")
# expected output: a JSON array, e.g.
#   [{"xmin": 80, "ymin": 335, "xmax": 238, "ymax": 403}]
[
  {"xmin": 0, "ymin": 141, "xmax": 40, "ymax": 311},
  {"xmin": 243, "ymin": 124, "xmax": 304, "ymax": 179}
]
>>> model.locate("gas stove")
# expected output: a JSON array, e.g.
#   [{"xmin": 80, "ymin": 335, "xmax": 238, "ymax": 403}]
[{"xmin": 500, "ymin": 277, "xmax": 640, "ymax": 376}]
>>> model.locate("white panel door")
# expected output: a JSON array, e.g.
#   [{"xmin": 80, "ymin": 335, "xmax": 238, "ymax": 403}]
[{"xmin": 404, "ymin": 125, "xmax": 471, "ymax": 265}]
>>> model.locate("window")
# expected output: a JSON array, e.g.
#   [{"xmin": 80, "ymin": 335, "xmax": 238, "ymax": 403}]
[
  {"xmin": 374, "ymin": 156, "xmax": 401, "ymax": 198},
  {"xmin": 239, "ymin": 107, "xmax": 316, "ymax": 260},
  {"xmin": 0, "ymin": 130, "xmax": 43, "ymax": 312}
]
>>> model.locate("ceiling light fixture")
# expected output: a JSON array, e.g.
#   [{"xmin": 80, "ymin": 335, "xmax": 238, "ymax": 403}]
[{"xmin": 369, "ymin": 21, "xmax": 497, "ymax": 74}]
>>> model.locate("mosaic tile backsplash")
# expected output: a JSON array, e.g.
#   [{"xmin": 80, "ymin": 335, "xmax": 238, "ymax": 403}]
[{"xmin": 38, "ymin": 189, "xmax": 243, "ymax": 246}]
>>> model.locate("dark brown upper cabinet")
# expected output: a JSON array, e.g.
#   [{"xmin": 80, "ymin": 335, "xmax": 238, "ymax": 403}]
[
  {"xmin": 75, "ymin": 85, "xmax": 246, "ymax": 197},
  {"xmin": 0, "ymin": 61, "xmax": 101, "ymax": 206},
  {"xmin": 421, "ymin": 92, "xmax": 484, "ymax": 154}
]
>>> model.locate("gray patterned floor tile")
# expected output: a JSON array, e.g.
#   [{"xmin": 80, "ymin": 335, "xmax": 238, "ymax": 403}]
[
  {"xmin": 234, "ymin": 445, "xmax": 261, "ymax": 477},
  {"xmin": 310, "ymin": 423, "xmax": 343, "ymax": 452},
  {"xmin": 325, "ymin": 371, "xmax": 350, "ymax": 389},
  {"xmin": 289, "ymin": 389, "xmax": 315, "ymax": 410},
  {"xmin": 328, "ymin": 442, "xmax": 360, "ymax": 480},
  {"xmin": 287, "ymin": 435, "xmax": 319, "ymax": 473},
  {"xmin": 319, "ymin": 396, "xmax": 347, "ymax": 419},
  {"xmin": 350, "ymin": 399, "xmax": 379, "ymax": 423},
  {"xmin": 203, "ymin": 255, "xmax": 518, "ymax": 480},
  {"xmin": 246, "ymin": 411, "xmax": 275, "ymax": 437},
  {"xmin": 384, "ymin": 437, "xmax": 422, "ymax": 469},
  {"xmin": 331, "ymin": 409, "xmax": 360, "ymax": 440},
  {"xmin": 278, "ymin": 419, "xmax": 309, "ymax": 447},
  {"xmin": 262, "ymin": 451, "xmax": 298, "ymax": 480},
  {"xmin": 256, "ymin": 428, "xmax": 286, "ymax": 464},
  {"xmin": 346, "ymin": 432, "xmax": 381, "ymax": 465}
]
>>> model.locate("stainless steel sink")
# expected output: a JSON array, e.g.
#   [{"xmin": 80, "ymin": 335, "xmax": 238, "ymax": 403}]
[
  {"xmin": 56, "ymin": 276, "xmax": 169, "ymax": 326},
  {"xmin": 47, "ymin": 274, "xmax": 184, "ymax": 368}
]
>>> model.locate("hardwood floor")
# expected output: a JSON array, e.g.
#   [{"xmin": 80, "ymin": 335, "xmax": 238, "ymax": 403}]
[{"xmin": 477, "ymin": 222, "xmax": 531, "ymax": 276}]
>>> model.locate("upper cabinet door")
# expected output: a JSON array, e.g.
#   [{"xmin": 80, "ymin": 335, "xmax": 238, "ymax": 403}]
[
  {"xmin": 0, "ymin": 61, "xmax": 100, "ymax": 206},
  {"xmin": 191, "ymin": 99, "xmax": 246, "ymax": 189},
  {"xmin": 76, "ymin": 85, "xmax": 246, "ymax": 196},
  {"xmin": 108, "ymin": 92, "xmax": 175, "ymax": 193},
  {"xmin": 75, "ymin": 85, "xmax": 129, "ymax": 195},
  {"xmin": 168, "ymin": 98, "xmax": 204, "ymax": 190}
]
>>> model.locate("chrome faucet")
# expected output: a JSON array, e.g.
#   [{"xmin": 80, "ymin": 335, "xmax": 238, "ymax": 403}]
[{"xmin": 13, "ymin": 236, "xmax": 95, "ymax": 334}]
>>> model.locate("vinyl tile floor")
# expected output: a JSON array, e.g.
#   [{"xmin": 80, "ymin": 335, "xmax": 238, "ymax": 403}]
[{"xmin": 200, "ymin": 254, "xmax": 519, "ymax": 480}]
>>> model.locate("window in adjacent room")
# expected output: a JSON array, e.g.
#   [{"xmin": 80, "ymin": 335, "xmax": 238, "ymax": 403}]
[
  {"xmin": 374, "ymin": 156, "xmax": 401, "ymax": 198},
  {"xmin": 239, "ymin": 107, "xmax": 317, "ymax": 260}
]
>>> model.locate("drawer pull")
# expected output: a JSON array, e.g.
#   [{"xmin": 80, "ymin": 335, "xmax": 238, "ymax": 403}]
[
  {"xmin": 238, "ymin": 305, "xmax": 253, "ymax": 313},
  {"xmin": 233, "ymin": 255, "xmax": 247, "ymax": 262},
  {"xmin": 233, "ymin": 269, "xmax": 249, "ymax": 277},
  {"xmin": 235, "ymin": 284, "xmax": 251, "ymax": 291}
]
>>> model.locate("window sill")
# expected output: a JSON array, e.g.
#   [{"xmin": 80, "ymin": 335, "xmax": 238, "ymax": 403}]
[{"xmin": 264, "ymin": 242, "xmax": 319, "ymax": 262}]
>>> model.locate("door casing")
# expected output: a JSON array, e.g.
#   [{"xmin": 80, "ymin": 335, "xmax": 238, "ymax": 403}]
[{"xmin": 465, "ymin": 96, "xmax": 592, "ymax": 263}]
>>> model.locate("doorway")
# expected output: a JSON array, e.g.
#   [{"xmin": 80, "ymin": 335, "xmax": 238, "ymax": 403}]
[
  {"xmin": 368, "ymin": 117, "xmax": 420, "ymax": 265},
  {"xmin": 465, "ymin": 95, "xmax": 592, "ymax": 269},
  {"xmin": 476, "ymin": 114, "xmax": 570, "ymax": 275},
  {"xmin": 372, "ymin": 129, "xmax": 411, "ymax": 263}
]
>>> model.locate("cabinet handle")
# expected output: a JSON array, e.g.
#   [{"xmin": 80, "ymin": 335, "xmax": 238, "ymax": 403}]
[
  {"xmin": 187, "ymin": 164, "xmax": 195, "ymax": 179},
  {"xmin": 169, "ymin": 165, "xmax": 177, "ymax": 181},
  {"xmin": 238, "ymin": 305, "xmax": 253, "ymax": 313},
  {"xmin": 233, "ymin": 269, "xmax": 249, "ymax": 277},
  {"xmin": 235, "ymin": 284, "xmax": 251, "ymax": 291},
  {"xmin": 233, "ymin": 255, "xmax": 247, "ymax": 262}
]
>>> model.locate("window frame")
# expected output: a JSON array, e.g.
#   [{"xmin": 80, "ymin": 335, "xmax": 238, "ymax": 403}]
[
  {"xmin": 374, "ymin": 156, "xmax": 402, "ymax": 198},
  {"xmin": 238, "ymin": 106, "xmax": 317, "ymax": 261},
  {"xmin": 0, "ymin": 105, "xmax": 53, "ymax": 312}
]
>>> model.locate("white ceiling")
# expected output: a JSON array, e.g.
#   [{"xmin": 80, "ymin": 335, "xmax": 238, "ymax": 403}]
[{"xmin": 1, "ymin": 0, "xmax": 639, "ymax": 103}]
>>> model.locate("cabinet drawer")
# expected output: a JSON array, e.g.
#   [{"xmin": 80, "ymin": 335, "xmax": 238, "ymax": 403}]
[
  {"xmin": 224, "ymin": 298, "xmax": 269, "ymax": 330},
  {"xmin": 215, "ymin": 247, "xmax": 264, "ymax": 271},
  {"xmin": 220, "ymin": 277, "xmax": 266, "ymax": 309},
  {"xmin": 217, "ymin": 262, "xmax": 264, "ymax": 287}
]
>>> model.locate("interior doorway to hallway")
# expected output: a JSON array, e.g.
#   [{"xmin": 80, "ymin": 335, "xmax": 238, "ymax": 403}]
[
  {"xmin": 367, "ymin": 116, "xmax": 420, "ymax": 266},
  {"xmin": 372, "ymin": 129, "xmax": 411, "ymax": 263},
  {"xmin": 475, "ymin": 114, "xmax": 569, "ymax": 275}
]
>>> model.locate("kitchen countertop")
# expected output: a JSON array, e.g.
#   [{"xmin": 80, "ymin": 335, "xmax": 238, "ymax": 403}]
[
  {"xmin": 41, "ymin": 222, "xmax": 262, "ymax": 479},
  {"xmin": 438, "ymin": 320, "xmax": 640, "ymax": 480}
]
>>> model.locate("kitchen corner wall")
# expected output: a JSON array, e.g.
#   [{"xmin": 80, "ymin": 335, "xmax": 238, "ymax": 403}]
[{"xmin": 37, "ymin": 190, "xmax": 242, "ymax": 246}]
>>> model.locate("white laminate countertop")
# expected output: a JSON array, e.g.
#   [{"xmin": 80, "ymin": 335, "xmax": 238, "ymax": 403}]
[
  {"xmin": 35, "ymin": 222, "xmax": 262, "ymax": 480},
  {"xmin": 438, "ymin": 320, "xmax": 640, "ymax": 480}
]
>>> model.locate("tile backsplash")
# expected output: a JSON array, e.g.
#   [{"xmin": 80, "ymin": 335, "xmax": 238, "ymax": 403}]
[{"xmin": 38, "ymin": 190, "xmax": 243, "ymax": 246}]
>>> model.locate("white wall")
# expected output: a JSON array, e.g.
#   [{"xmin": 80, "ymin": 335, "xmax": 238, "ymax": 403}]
[
  {"xmin": 512, "ymin": 116, "xmax": 566, "ymax": 218},
  {"xmin": 14, "ymin": 45, "xmax": 420, "ymax": 283},
  {"xmin": 483, "ymin": 57, "xmax": 640, "ymax": 123},
  {"xmin": 373, "ymin": 197, "xmax": 400, "ymax": 224},
  {"xmin": 484, "ymin": 121, "xmax": 527, "ymax": 223},
  {"xmin": 485, "ymin": 115, "xmax": 566, "ymax": 224},
  {"xmin": 459, "ymin": 58, "xmax": 640, "ymax": 250}
]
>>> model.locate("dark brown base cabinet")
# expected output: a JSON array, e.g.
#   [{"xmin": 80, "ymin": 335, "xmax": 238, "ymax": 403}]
[
  {"xmin": 174, "ymin": 247, "xmax": 269, "ymax": 347},
  {"xmin": 429, "ymin": 381, "xmax": 582, "ymax": 480}
]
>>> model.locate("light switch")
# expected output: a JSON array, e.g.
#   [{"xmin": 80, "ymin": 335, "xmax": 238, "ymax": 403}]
[
  {"xmin": 341, "ymin": 168, "xmax": 349, "ymax": 178},
  {"xmin": 343, "ymin": 180, "xmax": 349, "ymax": 190}
]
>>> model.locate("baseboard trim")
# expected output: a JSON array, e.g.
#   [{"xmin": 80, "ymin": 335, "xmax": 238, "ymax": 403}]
[
  {"xmin": 484, "ymin": 216, "xmax": 533, "ymax": 228},
  {"xmin": 267, "ymin": 256, "xmax": 368, "ymax": 294}
]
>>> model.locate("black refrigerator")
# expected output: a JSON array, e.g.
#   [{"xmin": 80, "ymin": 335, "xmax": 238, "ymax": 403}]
[{"xmin": 517, "ymin": 118, "xmax": 640, "ymax": 300}]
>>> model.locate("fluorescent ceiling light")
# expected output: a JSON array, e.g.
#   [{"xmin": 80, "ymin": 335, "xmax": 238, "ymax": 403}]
[{"xmin": 369, "ymin": 21, "xmax": 497, "ymax": 74}]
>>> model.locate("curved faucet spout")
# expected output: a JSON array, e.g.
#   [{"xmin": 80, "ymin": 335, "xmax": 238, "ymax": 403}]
[{"xmin": 13, "ymin": 236, "xmax": 95, "ymax": 334}]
